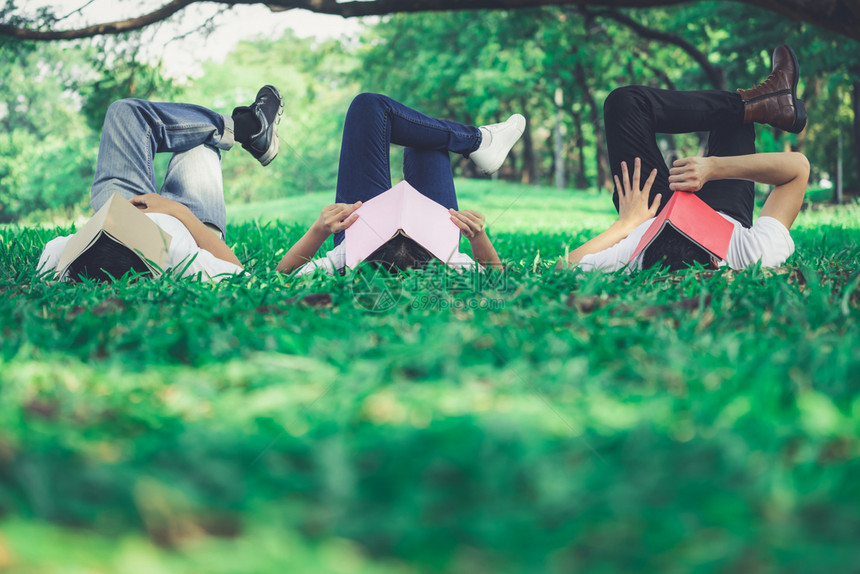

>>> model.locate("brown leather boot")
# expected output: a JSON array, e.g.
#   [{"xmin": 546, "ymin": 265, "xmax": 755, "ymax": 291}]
[{"xmin": 737, "ymin": 45, "xmax": 807, "ymax": 133}]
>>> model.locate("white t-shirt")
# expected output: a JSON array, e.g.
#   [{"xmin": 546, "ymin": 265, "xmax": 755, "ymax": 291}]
[
  {"xmin": 296, "ymin": 242, "xmax": 477, "ymax": 275},
  {"xmin": 37, "ymin": 212, "xmax": 244, "ymax": 282},
  {"xmin": 578, "ymin": 213, "xmax": 795, "ymax": 272}
]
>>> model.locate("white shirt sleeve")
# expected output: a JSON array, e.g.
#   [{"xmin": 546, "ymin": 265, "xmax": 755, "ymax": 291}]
[
  {"xmin": 168, "ymin": 249, "xmax": 245, "ymax": 281},
  {"xmin": 295, "ymin": 244, "xmax": 480, "ymax": 275},
  {"xmin": 725, "ymin": 216, "xmax": 795, "ymax": 269},
  {"xmin": 146, "ymin": 214, "xmax": 243, "ymax": 282},
  {"xmin": 577, "ymin": 219, "xmax": 653, "ymax": 273},
  {"xmin": 295, "ymin": 244, "xmax": 346, "ymax": 276},
  {"xmin": 447, "ymin": 251, "xmax": 478, "ymax": 270},
  {"xmin": 36, "ymin": 235, "xmax": 72, "ymax": 277}
]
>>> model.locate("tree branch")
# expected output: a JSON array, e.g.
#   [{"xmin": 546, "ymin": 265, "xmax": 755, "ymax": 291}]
[
  {"xmin": 592, "ymin": 8, "xmax": 725, "ymax": 90},
  {"xmin": 0, "ymin": 0, "xmax": 198, "ymax": 40},
  {"xmin": 1, "ymin": 0, "xmax": 859, "ymax": 43}
]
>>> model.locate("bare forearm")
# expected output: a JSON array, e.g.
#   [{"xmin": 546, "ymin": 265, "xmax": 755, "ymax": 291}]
[
  {"xmin": 707, "ymin": 152, "xmax": 807, "ymax": 186},
  {"xmin": 561, "ymin": 220, "xmax": 639, "ymax": 267},
  {"xmin": 710, "ymin": 152, "xmax": 809, "ymax": 229},
  {"xmin": 469, "ymin": 233, "xmax": 502, "ymax": 268},
  {"xmin": 671, "ymin": 152, "xmax": 809, "ymax": 230},
  {"xmin": 275, "ymin": 224, "xmax": 330, "ymax": 273},
  {"xmin": 174, "ymin": 208, "xmax": 243, "ymax": 268}
]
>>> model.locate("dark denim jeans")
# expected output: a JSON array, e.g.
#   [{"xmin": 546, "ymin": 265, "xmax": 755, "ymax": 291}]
[
  {"xmin": 333, "ymin": 93, "xmax": 482, "ymax": 245},
  {"xmin": 603, "ymin": 86, "xmax": 755, "ymax": 228}
]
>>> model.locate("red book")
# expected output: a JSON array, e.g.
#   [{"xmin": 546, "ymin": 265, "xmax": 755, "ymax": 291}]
[{"xmin": 628, "ymin": 191, "xmax": 735, "ymax": 264}]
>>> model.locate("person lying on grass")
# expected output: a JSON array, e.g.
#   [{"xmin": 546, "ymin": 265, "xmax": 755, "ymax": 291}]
[
  {"xmin": 559, "ymin": 44, "xmax": 810, "ymax": 273},
  {"xmin": 275, "ymin": 93, "xmax": 524, "ymax": 275},
  {"xmin": 37, "ymin": 86, "xmax": 284, "ymax": 282}
]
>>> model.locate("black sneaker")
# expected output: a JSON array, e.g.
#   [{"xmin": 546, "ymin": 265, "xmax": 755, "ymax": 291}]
[{"xmin": 232, "ymin": 85, "xmax": 283, "ymax": 166}]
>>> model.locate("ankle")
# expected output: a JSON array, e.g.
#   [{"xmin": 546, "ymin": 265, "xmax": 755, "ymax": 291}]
[
  {"xmin": 232, "ymin": 110, "xmax": 262, "ymax": 144},
  {"xmin": 478, "ymin": 126, "xmax": 492, "ymax": 151}
]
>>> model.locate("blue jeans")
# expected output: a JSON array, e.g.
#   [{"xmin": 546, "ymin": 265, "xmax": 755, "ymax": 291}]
[
  {"xmin": 333, "ymin": 93, "xmax": 483, "ymax": 245},
  {"xmin": 89, "ymin": 99, "xmax": 234, "ymax": 237}
]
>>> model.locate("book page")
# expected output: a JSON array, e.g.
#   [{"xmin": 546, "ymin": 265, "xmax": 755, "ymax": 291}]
[
  {"xmin": 344, "ymin": 182, "xmax": 405, "ymax": 268},
  {"xmin": 400, "ymin": 184, "xmax": 460, "ymax": 264}
]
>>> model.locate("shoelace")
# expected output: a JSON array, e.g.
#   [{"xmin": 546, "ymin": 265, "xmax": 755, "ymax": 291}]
[{"xmin": 738, "ymin": 71, "xmax": 777, "ymax": 93}]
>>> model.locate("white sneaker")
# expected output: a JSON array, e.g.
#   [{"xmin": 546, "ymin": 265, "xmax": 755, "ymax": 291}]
[{"xmin": 470, "ymin": 114, "xmax": 526, "ymax": 175}]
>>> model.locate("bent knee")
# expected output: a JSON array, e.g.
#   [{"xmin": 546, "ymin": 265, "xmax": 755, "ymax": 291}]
[
  {"xmin": 103, "ymin": 98, "xmax": 145, "ymax": 126},
  {"xmin": 603, "ymin": 86, "xmax": 649, "ymax": 122},
  {"xmin": 792, "ymin": 152, "xmax": 811, "ymax": 183},
  {"xmin": 348, "ymin": 92, "xmax": 387, "ymax": 115}
]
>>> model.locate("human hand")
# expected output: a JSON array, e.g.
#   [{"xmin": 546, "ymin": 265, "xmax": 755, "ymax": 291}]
[
  {"xmin": 313, "ymin": 201, "xmax": 362, "ymax": 235},
  {"xmin": 616, "ymin": 158, "xmax": 660, "ymax": 228},
  {"xmin": 449, "ymin": 209, "xmax": 486, "ymax": 240},
  {"xmin": 668, "ymin": 156, "xmax": 712, "ymax": 192},
  {"xmin": 128, "ymin": 194, "xmax": 186, "ymax": 218}
]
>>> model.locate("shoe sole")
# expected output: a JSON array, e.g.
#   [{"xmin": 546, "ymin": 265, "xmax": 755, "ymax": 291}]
[
  {"xmin": 784, "ymin": 45, "xmax": 807, "ymax": 133},
  {"xmin": 258, "ymin": 134, "xmax": 280, "ymax": 167},
  {"xmin": 258, "ymin": 86, "xmax": 285, "ymax": 166}
]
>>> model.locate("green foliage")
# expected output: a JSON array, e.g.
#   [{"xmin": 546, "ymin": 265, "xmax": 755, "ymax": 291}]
[
  {"xmin": 1, "ymin": 183, "xmax": 859, "ymax": 572},
  {"xmin": 175, "ymin": 31, "xmax": 360, "ymax": 203},
  {"xmin": 0, "ymin": 39, "xmax": 98, "ymax": 221},
  {"xmin": 0, "ymin": 36, "xmax": 179, "ymax": 222},
  {"xmin": 354, "ymin": 5, "xmax": 860, "ymax": 191},
  {"xmin": 79, "ymin": 43, "xmax": 181, "ymax": 133},
  {"xmin": 2, "ymin": 4, "xmax": 860, "ymax": 222}
]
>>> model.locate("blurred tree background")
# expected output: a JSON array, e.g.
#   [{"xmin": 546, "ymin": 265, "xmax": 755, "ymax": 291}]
[{"xmin": 0, "ymin": 2, "xmax": 857, "ymax": 223}]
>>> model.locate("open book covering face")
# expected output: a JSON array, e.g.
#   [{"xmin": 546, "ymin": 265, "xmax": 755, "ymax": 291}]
[
  {"xmin": 57, "ymin": 192, "xmax": 173, "ymax": 281},
  {"xmin": 64, "ymin": 233, "xmax": 153, "ymax": 282},
  {"xmin": 344, "ymin": 181, "xmax": 461, "ymax": 269},
  {"xmin": 628, "ymin": 191, "xmax": 734, "ymax": 264}
]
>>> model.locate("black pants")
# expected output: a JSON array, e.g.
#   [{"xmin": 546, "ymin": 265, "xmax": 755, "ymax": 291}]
[{"xmin": 603, "ymin": 86, "xmax": 754, "ymax": 228}]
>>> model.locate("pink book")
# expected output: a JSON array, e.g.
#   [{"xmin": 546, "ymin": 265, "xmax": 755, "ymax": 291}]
[
  {"xmin": 344, "ymin": 181, "xmax": 461, "ymax": 269},
  {"xmin": 628, "ymin": 191, "xmax": 735, "ymax": 264}
]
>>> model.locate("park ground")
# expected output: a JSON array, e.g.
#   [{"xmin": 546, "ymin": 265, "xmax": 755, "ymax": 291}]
[{"xmin": 1, "ymin": 180, "xmax": 859, "ymax": 573}]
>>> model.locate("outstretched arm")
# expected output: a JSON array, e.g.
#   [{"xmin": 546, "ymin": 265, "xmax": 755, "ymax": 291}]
[
  {"xmin": 668, "ymin": 152, "xmax": 810, "ymax": 229},
  {"xmin": 449, "ymin": 209, "xmax": 503, "ymax": 268},
  {"xmin": 275, "ymin": 202, "xmax": 362, "ymax": 274},
  {"xmin": 129, "ymin": 194, "xmax": 243, "ymax": 268},
  {"xmin": 559, "ymin": 158, "xmax": 660, "ymax": 268}
]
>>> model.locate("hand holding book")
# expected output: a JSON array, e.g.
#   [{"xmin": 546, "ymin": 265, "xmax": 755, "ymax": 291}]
[
  {"xmin": 450, "ymin": 209, "xmax": 502, "ymax": 268},
  {"xmin": 313, "ymin": 202, "xmax": 363, "ymax": 236},
  {"xmin": 449, "ymin": 209, "xmax": 485, "ymax": 239},
  {"xmin": 129, "ymin": 193, "xmax": 188, "ymax": 218}
]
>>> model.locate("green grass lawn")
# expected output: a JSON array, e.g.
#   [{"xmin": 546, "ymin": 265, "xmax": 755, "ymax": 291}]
[
  {"xmin": 1, "ymin": 180, "xmax": 859, "ymax": 573},
  {"xmin": 226, "ymin": 179, "xmax": 618, "ymax": 235}
]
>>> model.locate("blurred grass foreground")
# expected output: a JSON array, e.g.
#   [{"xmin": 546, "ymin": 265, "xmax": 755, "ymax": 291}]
[{"xmin": 1, "ymin": 181, "xmax": 859, "ymax": 573}]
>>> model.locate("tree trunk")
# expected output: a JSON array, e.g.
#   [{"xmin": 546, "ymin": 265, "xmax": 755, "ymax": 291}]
[
  {"xmin": 519, "ymin": 96, "xmax": 536, "ymax": 185},
  {"xmin": 852, "ymin": 80, "xmax": 860, "ymax": 192},
  {"xmin": 553, "ymin": 87, "xmax": 566, "ymax": 189},
  {"xmin": 572, "ymin": 111, "xmax": 589, "ymax": 189},
  {"xmin": 575, "ymin": 62, "xmax": 611, "ymax": 192}
]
